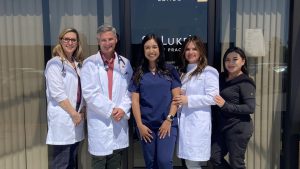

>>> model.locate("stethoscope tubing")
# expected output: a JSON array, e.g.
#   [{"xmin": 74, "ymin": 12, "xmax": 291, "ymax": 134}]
[
  {"xmin": 60, "ymin": 57, "xmax": 81, "ymax": 77},
  {"xmin": 100, "ymin": 54, "xmax": 127, "ymax": 76}
]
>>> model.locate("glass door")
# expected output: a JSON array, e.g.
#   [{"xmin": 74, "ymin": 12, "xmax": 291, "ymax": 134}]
[
  {"xmin": 130, "ymin": 0, "xmax": 208, "ymax": 168},
  {"xmin": 217, "ymin": 0, "xmax": 290, "ymax": 168}
]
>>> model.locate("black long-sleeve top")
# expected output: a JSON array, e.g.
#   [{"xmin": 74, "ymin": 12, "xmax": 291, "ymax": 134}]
[{"xmin": 216, "ymin": 72, "xmax": 256, "ymax": 131}]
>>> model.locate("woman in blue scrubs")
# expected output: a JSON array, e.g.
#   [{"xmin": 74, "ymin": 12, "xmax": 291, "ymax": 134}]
[{"xmin": 129, "ymin": 34, "xmax": 181, "ymax": 169}]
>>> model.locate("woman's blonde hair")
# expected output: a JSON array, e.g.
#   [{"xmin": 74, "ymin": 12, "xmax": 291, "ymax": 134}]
[{"xmin": 52, "ymin": 28, "xmax": 83, "ymax": 63}]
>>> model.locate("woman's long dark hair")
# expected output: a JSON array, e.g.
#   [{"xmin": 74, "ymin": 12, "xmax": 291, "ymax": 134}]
[
  {"xmin": 223, "ymin": 47, "xmax": 249, "ymax": 77},
  {"xmin": 133, "ymin": 34, "xmax": 170, "ymax": 84},
  {"xmin": 180, "ymin": 35, "xmax": 207, "ymax": 78}
]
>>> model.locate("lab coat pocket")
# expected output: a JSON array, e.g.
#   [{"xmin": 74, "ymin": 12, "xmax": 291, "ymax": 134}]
[
  {"xmin": 196, "ymin": 76, "xmax": 204, "ymax": 85},
  {"xmin": 189, "ymin": 76, "xmax": 205, "ymax": 94},
  {"xmin": 50, "ymin": 107, "xmax": 72, "ymax": 125},
  {"xmin": 89, "ymin": 118, "xmax": 113, "ymax": 149},
  {"xmin": 186, "ymin": 113, "xmax": 211, "ymax": 146}
]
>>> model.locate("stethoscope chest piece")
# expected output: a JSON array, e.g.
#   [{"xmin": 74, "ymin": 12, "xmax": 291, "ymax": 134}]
[
  {"xmin": 61, "ymin": 57, "xmax": 66, "ymax": 77},
  {"xmin": 61, "ymin": 69, "xmax": 66, "ymax": 77}
]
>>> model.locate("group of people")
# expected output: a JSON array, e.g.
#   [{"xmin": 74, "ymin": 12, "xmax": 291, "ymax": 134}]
[{"xmin": 45, "ymin": 24, "xmax": 256, "ymax": 169}]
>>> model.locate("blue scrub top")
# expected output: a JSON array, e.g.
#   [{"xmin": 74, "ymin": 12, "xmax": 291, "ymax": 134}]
[{"xmin": 129, "ymin": 64, "xmax": 181, "ymax": 130}]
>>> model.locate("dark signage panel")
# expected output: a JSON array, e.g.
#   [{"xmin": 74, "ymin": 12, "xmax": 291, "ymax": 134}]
[{"xmin": 131, "ymin": 0, "xmax": 208, "ymax": 69}]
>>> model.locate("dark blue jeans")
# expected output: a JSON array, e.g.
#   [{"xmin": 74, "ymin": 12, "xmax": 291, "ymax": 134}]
[
  {"xmin": 210, "ymin": 121, "xmax": 253, "ymax": 169},
  {"xmin": 51, "ymin": 142, "xmax": 80, "ymax": 169}
]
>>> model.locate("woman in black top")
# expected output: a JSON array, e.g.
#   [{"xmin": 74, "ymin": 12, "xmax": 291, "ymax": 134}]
[{"xmin": 210, "ymin": 47, "xmax": 256, "ymax": 169}]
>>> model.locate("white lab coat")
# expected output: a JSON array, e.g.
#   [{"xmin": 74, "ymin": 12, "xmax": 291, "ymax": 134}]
[
  {"xmin": 81, "ymin": 52, "xmax": 133, "ymax": 156},
  {"xmin": 45, "ymin": 56, "xmax": 85, "ymax": 145},
  {"xmin": 177, "ymin": 64, "xmax": 219, "ymax": 161}
]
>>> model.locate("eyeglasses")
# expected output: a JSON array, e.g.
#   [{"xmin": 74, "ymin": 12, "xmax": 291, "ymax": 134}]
[{"xmin": 61, "ymin": 38, "xmax": 78, "ymax": 44}]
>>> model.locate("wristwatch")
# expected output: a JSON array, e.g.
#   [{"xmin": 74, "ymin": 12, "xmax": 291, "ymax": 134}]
[{"xmin": 166, "ymin": 114, "xmax": 174, "ymax": 122}]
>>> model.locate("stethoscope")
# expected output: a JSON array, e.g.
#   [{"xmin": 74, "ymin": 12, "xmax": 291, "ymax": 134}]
[
  {"xmin": 100, "ymin": 53, "xmax": 128, "ymax": 76},
  {"xmin": 61, "ymin": 57, "xmax": 81, "ymax": 77},
  {"xmin": 59, "ymin": 56, "xmax": 82, "ymax": 111},
  {"xmin": 61, "ymin": 58, "xmax": 67, "ymax": 77}
]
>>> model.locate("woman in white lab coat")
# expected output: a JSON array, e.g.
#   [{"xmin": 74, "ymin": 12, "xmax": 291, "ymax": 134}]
[
  {"xmin": 45, "ymin": 28, "xmax": 85, "ymax": 169},
  {"xmin": 173, "ymin": 36, "xmax": 219, "ymax": 169}
]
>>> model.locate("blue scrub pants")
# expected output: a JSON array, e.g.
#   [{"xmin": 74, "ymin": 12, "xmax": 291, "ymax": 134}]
[
  {"xmin": 140, "ymin": 126, "xmax": 177, "ymax": 169},
  {"xmin": 51, "ymin": 142, "xmax": 80, "ymax": 169}
]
